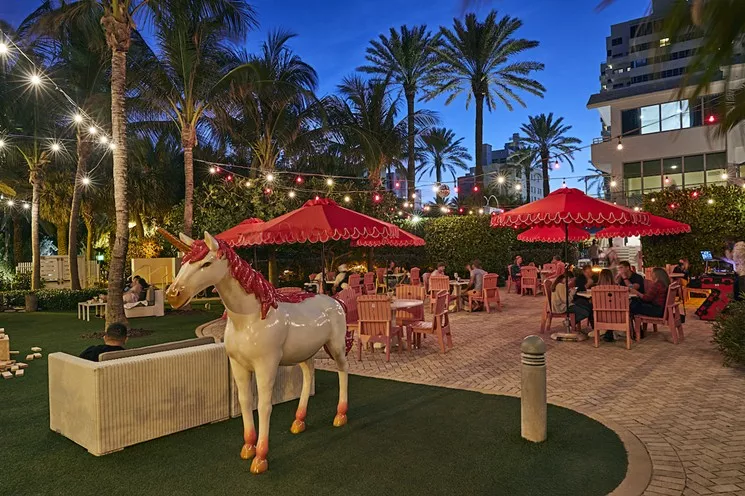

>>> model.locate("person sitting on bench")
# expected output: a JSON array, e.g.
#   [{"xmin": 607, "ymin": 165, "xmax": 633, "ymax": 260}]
[{"xmin": 80, "ymin": 323, "xmax": 128, "ymax": 362}]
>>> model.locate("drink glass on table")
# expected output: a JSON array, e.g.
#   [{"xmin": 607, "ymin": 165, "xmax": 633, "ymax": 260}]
[{"xmin": 454, "ymin": 272, "xmax": 459, "ymax": 281}]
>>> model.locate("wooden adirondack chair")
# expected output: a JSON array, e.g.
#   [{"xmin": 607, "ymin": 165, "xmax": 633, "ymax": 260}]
[
  {"xmin": 521, "ymin": 266, "xmax": 540, "ymax": 296},
  {"xmin": 362, "ymin": 272, "xmax": 376, "ymax": 295},
  {"xmin": 348, "ymin": 273, "xmax": 362, "ymax": 297},
  {"xmin": 634, "ymin": 283, "xmax": 684, "ymax": 344},
  {"xmin": 540, "ymin": 279, "xmax": 577, "ymax": 333},
  {"xmin": 468, "ymin": 273, "xmax": 501, "ymax": 312},
  {"xmin": 375, "ymin": 268, "xmax": 387, "ymax": 293},
  {"xmin": 394, "ymin": 284, "xmax": 425, "ymax": 329},
  {"xmin": 334, "ymin": 287, "xmax": 359, "ymax": 334},
  {"xmin": 428, "ymin": 275, "xmax": 451, "ymax": 312},
  {"xmin": 357, "ymin": 295, "xmax": 405, "ymax": 362},
  {"xmin": 410, "ymin": 267, "xmax": 421, "ymax": 286},
  {"xmin": 592, "ymin": 285, "xmax": 632, "ymax": 350},
  {"xmin": 506, "ymin": 265, "xmax": 515, "ymax": 293},
  {"xmin": 409, "ymin": 291, "xmax": 453, "ymax": 354}
]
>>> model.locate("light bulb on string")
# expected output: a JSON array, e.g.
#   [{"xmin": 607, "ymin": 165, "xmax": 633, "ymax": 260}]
[
  {"xmin": 326, "ymin": 178, "xmax": 334, "ymax": 186},
  {"xmin": 82, "ymin": 176, "xmax": 91, "ymax": 186},
  {"xmin": 373, "ymin": 194, "xmax": 381, "ymax": 203},
  {"xmin": 99, "ymin": 136, "xmax": 108, "ymax": 145},
  {"xmin": 244, "ymin": 180, "xmax": 251, "ymax": 187},
  {"xmin": 721, "ymin": 172, "xmax": 729, "ymax": 180},
  {"xmin": 411, "ymin": 193, "xmax": 416, "ymax": 199},
  {"xmin": 88, "ymin": 126, "xmax": 98, "ymax": 135},
  {"xmin": 108, "ymin": 142, "xmax": 116, "ymax": 150},
  {"xmin": 478, "ymin": 208, "xmax": 484, "ymax": 214},
  {"xmin": 553, "ymin": 161, "xmax": 560, "ymax": 170},
  {"xmin": 6, "ymin": 199, "xmax": 14, "ymax": 207},
  {"xmin": 616, "ymin": 138, "xmax": 623, "ymax": 151},
  {"xmin": 469, "ymin": 210, "xmax": 474, "ymax": 215},
  {"xmin": 295, "ymin": 176, "xmax": 303, "ymax": 184},
  {"xmin": 403, "ymin": 201, "xmax": 409, "ymax": 208},
  {"xmin": 0, "ymin": 139, "xmax": 5, "ymax": 149},
  {"xmin": 440, "ymin": 206, "xmax": 448, "ymax": 214},
  {"xmin": 394, "ymin": 182, "xmax": 400, "ymax": 189},
  {"xmin": 22, "ymin": 203, "xmax": 29, "ymax": 210},
  {"xmin": 209, "ymin": 166, "xmax": 217, "ymax": 174},
  {"xmin": 411, "ymin": 215, "xmax": 421, "ymax": 223},
  {"xmin": 50, "ymin": 142, "xmax": 61, "ymax": 153},
  {"xmin": 226, "ymin": 175, "xmax": 233, "ymax": 181},
  {"xmin": 73, "ymin": 113, "xmax": 83, "ymax": 124},
  {"xmin": 288, "ymin": 190, "xmax": 296, "ymax": 199},
  {"xmin": 610, "ymin": 180, "xmax": 617, "ymax": 188},
  {"xmin": 265, "ymin": 173, "xmax": 274, "ymax": 182},
  {"xmin": 561, "ymin": 181, "xmax": 567, "ymax": 188},
  {"xmin": 30, "ymin": 74, "xmax": 42, "ymax": 86},
  {"xmin": 707, "ymin": 198, "xmax": 714, "ymax": 205},
  {"xmin": 343, "ymin": 195, "xmax": 351, "ymax": 203},
  {"xmin": 633, "ymin": 206, "xmax": 640, "ymax": 212},
  {"xmin": 651, "ymin": 198, "xmax": 656, "ymax": 203},
  {"xmin": 515, "ymin": 184, "xmax": 522, "ymax": 191},
  {"xmin": 315, "ymin": 195, "xmax": 320, "ymax": 201},
  {"xmin": 0, "ymin": 42, "xmax": 8, "ymax": 55},
  {"xmin": 397, "ymin": 210, "xmax": 403, "ymax": 216},
  {"xmin": 473, "ymin": 185, "xmax": 479, "ymax": 192},
  {"xmin": 497, "ymin": 176, "xmax": 505, "ymax": 184},
  {"xmin": 423, "ymin": 205, "xmax": 430, "ymax": 212},
  {"xmin": 431, "ymin": 184, "xmax": 439, "ymax": 193}
]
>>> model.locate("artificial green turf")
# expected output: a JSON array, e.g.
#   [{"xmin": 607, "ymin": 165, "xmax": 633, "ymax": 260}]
[{"xmin": 1, "ymin": 310, "xmax": 627, "ymax": 496}]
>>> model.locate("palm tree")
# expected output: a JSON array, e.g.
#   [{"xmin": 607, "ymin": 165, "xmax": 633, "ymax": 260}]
[
  {"xmin": 141, "ymin": 1, "xmax": 256, "ymax": 237},
  {"xmin": 505, "ymin": 146, "xmax": 540, "ymax": 202},
  {"xmin": 328, "ymin": 75, "xmax": 437, "ymax": 188},
  {"xmin": 27, "ymin": 0, "xmax": 256, "ymax": 327},
  {"xmin": 583, "ymin": 161, "xmax": 610, "ymax": 199},
  {"xmin": 428, "ymin": 10, "xmax": 544, "ymax": 189},
  {"xmin": 358, "ymin": 25, "xmax": 439, "ymax": 199},
  {"xmin": 417, "ymin": 127, "xmax": 470, "ymax": 184},
  {"xmin": 517, "ymin": 113, "xmax": 581, "ymax": 197}
]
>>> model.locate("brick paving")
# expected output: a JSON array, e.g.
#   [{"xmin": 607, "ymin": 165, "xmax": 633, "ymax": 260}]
[{"xmin": 316, "ymin": 292, "xmax": 745, "ymax": 496}]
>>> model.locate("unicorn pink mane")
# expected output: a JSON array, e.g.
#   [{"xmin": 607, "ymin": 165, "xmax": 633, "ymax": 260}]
[{"xmin": 183, "ymin": 239, "xmax": 316, "ymax": 319}]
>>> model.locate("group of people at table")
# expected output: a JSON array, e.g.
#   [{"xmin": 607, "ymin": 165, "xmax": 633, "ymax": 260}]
[{"xmin": 511, "ymin": 255, "xmax": 689, "ymax": 342}]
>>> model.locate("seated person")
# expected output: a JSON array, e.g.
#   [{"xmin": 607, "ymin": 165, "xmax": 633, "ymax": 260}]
[
  {"xmin": 572, "ymin": 264, "xmax": 595, "ymax": 327},
  {"xmin": 431, "ymin": 262, "xmax": 446, "ymax": 278},
  {"xmin": 463, "ymin": 259, "xmax": 487, "ymax": 310},
  {"xmin": 386, "ymin": 260, "xmax": 397, "ymax": 275},
  {"xmin": 629, "ymin": 268, "xmax": 670, "ymax": 322},
  {"xmin": 597, "ymin": 268, "xmax": 615, "ymax": 286},
  {"xmin": 332, "ymin": 264, "xmax": 350, "ymax": 293},
  {"xmin": 673, "ymin": 258, "xmax": 690, "ymax": 281},
  {"xmin": 511, "ymin": 255, "xmax": 523, "ymax": 292},
  {"xmin": 550, "ymin": 270, "xmax": 591, "ymax": 329},
  {"xmin": 616, "ymin": 261, "xmax": 644, "ymax": 291},
  {"xmin": 80, "ymin": 323, "xmax": 128, "ymax": 362},
  {"xmin": 550, "ymin": 256, "xmax": 564, "ymax": 276},
  {"xmin": 123, "ymin": 276, "xmax": 147, "ymax": 304}
]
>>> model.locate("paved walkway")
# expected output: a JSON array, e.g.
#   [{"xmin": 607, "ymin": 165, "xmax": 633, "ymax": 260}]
[{"xmin": 316, "ymin": 292, "xmax": 745, "ymax": 496}]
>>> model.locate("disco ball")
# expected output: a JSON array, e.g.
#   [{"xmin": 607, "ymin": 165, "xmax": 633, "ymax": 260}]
[{"xmin": 436, "ymin": 184, "xmax": 450, "ymax": 198}]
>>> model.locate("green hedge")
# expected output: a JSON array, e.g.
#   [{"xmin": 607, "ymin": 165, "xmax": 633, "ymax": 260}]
[
  {"xmin": 0, "ymin": 289, "xmax": 104, "ymax": 311},
  {"xmin": 712, "ymin": 297, "xmax": 745, "ymax": 367},
  {"xmin": 643, "ymin": 185, "xmax": 745, "ymax": 273}
]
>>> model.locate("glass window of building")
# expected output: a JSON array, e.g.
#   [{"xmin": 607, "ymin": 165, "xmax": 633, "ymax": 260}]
[
  {"xmin": 706, "ymin": 152, "xmax": 727, "ymax": 184},
  {"xmin": 660, "ymin": 101, "xmax": 691, "ymax": 131},
  {"xmin": 624, "ymin": 162, "xmax": 642, "ymax": 197},
  {"xmin": 663, "ymin": 157, "xmax": 683, "ymax": 189},
  {"xmin": 641, "ymin": 105, "xmax": 661, "ymax": 134},
  {"xmin": 642, "ymin": 159, "xmax": 662, "ymax": 191},
  {"xmin": 621, "ymin": 109, "xmax": 640, "ymax": 136},
  {"xmin": 683, "ymin": 155, "xmax": 705, "ymax": 187}
]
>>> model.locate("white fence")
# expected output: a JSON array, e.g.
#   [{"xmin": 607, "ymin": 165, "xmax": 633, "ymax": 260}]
[{"xmin": 16, "ymin": 256, "xmax": 100, "ymax": 288}]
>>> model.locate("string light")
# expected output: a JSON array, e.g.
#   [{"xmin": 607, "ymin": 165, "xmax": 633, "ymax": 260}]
[
  {"xmin": 73, "ymin": 113, "xmax": 83, "ymax": 124},
  {"xmin": 264, "ymin": 187, "xmax": 272, "ymax": 194},
  {"xmin": 373, "ymin": 194, "xmax": 381, "ymax": 202},
  {"xmin": 431, "ymin": 184, "xmax": 439, "ymax": 193},
  {"xmin": 6, "ymin": 199, "xmax": 14, "ymax": 207},
  {"xmin": 411, "ymin": 193, "xmax": 416, "ymax": 199},
  {"xmin": 707, "ymin": 198, "xmax": 714, "ymax": 204},
  {"xmin": 209, "ymin": 166, "xmax": 216, "ymax": 174},
  {"xmin": 244, "ymin": 180, "xmax": 251, "ymax": 187},
  {"xmin": 325, "ymin": 178, "xmax": 334, "ymax": 186},
  {"xmin": 397, "ymin": 210, "xmax": 403, "ymax": 216},
  {"xmin": 610, "ymin": 180, "xmax": 617, "ymax": 188},
  {"xmin": 265, "ymin": 173, "xmax": 274, "ymax": 182},
  {"xmin": 478, "ymin": 208, "xmax": 484, "ymax": 214},
  {"xmin": 411, "ymin": 215, "xmax": 421, "ymax": 223},
  {"xmin": 29, "ymin": 74, "xmax": 42, "ymax": 86},
  {"xmin": 721, "ymin": 172, "xmax": 729, "ymax": 180},
  {"xmin": 616, "ymin": 138, "xmax": 623, "ymax": 151},
  {"xmin": 708, "ymin": 115, "xmax": 716, "ymax": 123},
  {"xmin": 343, "ymin": 195, "xmax": 351, "ymax": 203},
  {"xmin": 82, "ymin": 177, "xmax": 91, "ymax": 186},
  {"xmin": 295, "ymin": 176, "xmax": 303, "ymax": 184},
  {"xmin": 108, "ymin": 142, "xmax": 116, "ymax": 150},
  {"xmin": 473, "ymin": 185, "xmax": 479, "ymax": 192},
  {"xmin": 468, "ymin": 210, "xmax": 474, "ymax": 214},
  {"xmin": 651, "ymin": 198, "xmax": 656, "ymax": 202},
  {"xmin": 553, "ymin": 161, "xmax": 560, "ymax": 170},
  {"xmin": 440, "ymin": 206, "xmax": 448, "ymax": 214},
  {"xmin": 22, "ymin": 203, "xmax": 29, "ymax": 210},
  {"xmin": 0, "ymin": 139, "xmax": 5, "ymax": 149},
  {"xmin": 98, "ymin": 136, "xmax": 108, "ymax": 144},
  {"xmin": 50, "ymin": 142, "xmax": 61, "ymax": 152},
  {"xmin": 88, "ymin": 126, "xmax": 98, "ymax": 135},
  {"xmin": 423, "ymin": 205, "xmax": 430, "ymax": 212},
  {"xmin": 226, "ymin": 174, "xmax": 233, "ymax": 181},
  {"xmin": 0, "ymin": 42, "xmax": 8, "ymax": 55},
  {"xmin": 288, "ymin": 190, "xmax": 296, "ymax": 198},
  {"xmin": 394, "ymin": 182, "xmax": 400, "ymax": 189},
  {"xmin": 633, "ymin": 206, "xmax": 640, "ymax": 212},
  {"xmin": 403, "ymin": 201, "xmax": 410, "ymax": 208},
  {"xmin": 515, "ymin": 184, "xmax": 522, "ymax": 191},
  {"xmin": 561, "ymin": 181, "xmax": 567, "ymax": 188}
]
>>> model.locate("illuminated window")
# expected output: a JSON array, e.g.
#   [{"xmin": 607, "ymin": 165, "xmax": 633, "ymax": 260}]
[{"xmin": 659, "ymin": 38, "xmax": 670, "ymax": 47}]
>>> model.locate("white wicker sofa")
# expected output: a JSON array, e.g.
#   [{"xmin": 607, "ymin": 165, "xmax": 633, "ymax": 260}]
[{"xmin": 49, "ymin": 337, "xmax": 309, "ymax": 456}]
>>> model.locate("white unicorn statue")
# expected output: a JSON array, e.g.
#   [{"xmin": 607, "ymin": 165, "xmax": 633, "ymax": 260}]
[{"xmin": 166, "ymin": 232, "xmax": 351, "ymax": 474}]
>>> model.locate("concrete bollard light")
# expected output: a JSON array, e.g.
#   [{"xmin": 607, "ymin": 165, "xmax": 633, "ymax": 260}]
[{"xmin": 521, "ymin": 335, "xmax": 547, "ymax": 443}]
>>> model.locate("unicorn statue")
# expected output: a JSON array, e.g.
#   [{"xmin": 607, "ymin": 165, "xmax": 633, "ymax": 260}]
[{"xmin": 165, "ymin": 232, "xmax": 350, "ymax": 474}]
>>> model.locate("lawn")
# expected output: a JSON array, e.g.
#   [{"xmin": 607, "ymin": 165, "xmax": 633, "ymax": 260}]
[{"xmin": 1, "ymin": 310, "xmax": 627, "ymax": 496}]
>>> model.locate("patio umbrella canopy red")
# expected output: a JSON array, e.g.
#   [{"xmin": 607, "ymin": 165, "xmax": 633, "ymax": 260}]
[
  {"xmin": 517, "ymin": 225, "xmax": 590, "ymax": 243},
  {"xmin": 216, "ymin": 218, "xmax": 264, "ymax": 247},
  {"xmin": 351, "ymin": 225, "xmax": 425, "ymax": 247},
  {"xmin": 594, "ymin": 214, "xmax": 690, "ymax": 238}
]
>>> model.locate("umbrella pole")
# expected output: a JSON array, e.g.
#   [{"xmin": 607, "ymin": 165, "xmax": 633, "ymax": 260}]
[
  {"xmin": 321, "ymin": 243, "xmax": 326, "ymax": 294},
  {"xmin": 564, "ymin": 223, "xmax": 570, "ymax": 331},
  {"xmin": 253, "ymin": 246, "xmax": 257, "ymax": 268}
]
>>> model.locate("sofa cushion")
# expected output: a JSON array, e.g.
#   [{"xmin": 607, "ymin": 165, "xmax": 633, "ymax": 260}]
[{"xmin": 98, "ymin": 336, "xmax": 215, "ymax": 361}]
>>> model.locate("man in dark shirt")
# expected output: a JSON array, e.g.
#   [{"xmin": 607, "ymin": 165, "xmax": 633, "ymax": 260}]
[
  {"xmin": 80, "ymin": 323, "xmax": 128, "ymax": 362},
  {"xmin": 574, "ymin": 264, "xmax": 595, "ymax": 292},
  {"xmin": 616, "ymin": 261, "xmax": 644, "ymax": 291}
]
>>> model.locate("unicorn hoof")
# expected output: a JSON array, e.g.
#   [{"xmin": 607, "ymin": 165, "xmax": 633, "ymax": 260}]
[
  {"xmin": 250, "ymin": 457, "xmax": 268, "ymax": 474},
  {"xmin": 333, "ymin": 413, "xmax": 347, "ymax": 427},
  {"xmin": 240, "ymin": 444, "xmax": 256, "ymax": 460},
  {"xmin": 290, "ymin": 419, "xmax": 306, "ymax": 434}
]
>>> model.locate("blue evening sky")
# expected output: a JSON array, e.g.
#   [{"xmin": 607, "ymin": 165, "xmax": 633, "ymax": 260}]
[{"xmin": 2, "ymin": 0, "xmax": 650, "ymax": 195}]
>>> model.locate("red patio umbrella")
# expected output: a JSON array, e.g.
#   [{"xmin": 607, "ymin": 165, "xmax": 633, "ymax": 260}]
[
  {"xmin": 492, "ymin": 188, "xmax": 649, "ymax": 339},
  {"xmin": 517, "ymin": 225, "xmax": 590, "ymax": 243},
  {"xmin": 216, "ymin": 218, "xmax": 265, "ymax": 266},
  {"xmin": 594, "ymin": 214, "xmax": 690, "ymax": 238},
  {"xmin": 240, "ymin": 198, "xmax": 401, "ymax": 285},
  {"xmin": 351, "ymin": 225, "xmax": 425, "ymax": 247}
]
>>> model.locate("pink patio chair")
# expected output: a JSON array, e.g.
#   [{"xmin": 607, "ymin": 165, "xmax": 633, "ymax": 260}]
[
  {"xmin": 334, "ymin": 287, "xmax": 359, "ymax": 335},
  {"xmin": 520, "ymin": 266, "xmax": 540, "ymax": 297},
  {"xmin": 362, "ymin": 272, "xmax": 376, "ymax": 295},
  {"xmin": 375, "ymin": 267, "xmax": 387, "ymax": 293},
  {"xmin": 428, "ymin": 275, "xmax": 451, "ymax": 312},
  {"xmin": 634, "ymin": 282, "xmax": 684, "ymax": 344},
  {"xmin": 540, "ymin": 279, "xmax": 577, "ymax": 333},
  {"xmin": 409, "ymin": 291, "xmax": 453, "ymax": 354},
  {"xmin": 468, "ymin": 273, "xmax": 501, "ymax": 312},
  {"xmin": 357, "ymin": 295, "xmax": 405, "ymax": 362},
  {"xmin": 410, "ymin": 267, "xmax": 421, "ymax": 286},
  {"xmin": 592, "ymin": 285, "xmax": 632, "ymax": 350},
  {"xmin": 347, "ymin": 273, "xmax": 362, "ymax": 297}
]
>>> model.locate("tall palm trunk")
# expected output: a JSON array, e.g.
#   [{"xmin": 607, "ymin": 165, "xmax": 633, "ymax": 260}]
[
  {"xmin": 86, "ymin": 223, "xmax": 94, "ymax": 261},
  {"xmin": 56, "ymin": 222, "xmax": 68, "ymax": 256},
  {"xmin": 69, "ymin": 133, "xmax": 90, "ymax": 290},
  {"xmin": 524, "ymin": 165, "xmax": 531, "ymax": 202},
  {"xmin": 12, "ymin": 212, "xmax": 23, "ymax": 265},
  {"xmin": 435, "ymin": 158, "xmax": 443, "ymax": 184},
  {"xmin": 540, "ymin": 148, "xmax": 550, "ymax": 197},
  {"xmin": 182, "ymin": 125, "xmax": 195, "ymax": 237},
  {"xmin": 105, "ymin": 31, "xmax": 131, "ymax": 327},
  {"xmin": 30, "ymin": 168, "xmax": 42, "ymax": 291},
  {"xmin": 406, "ymin": 90, "xmax": 416, "ymax": 200},
  {"xmin": 474, "ymin": 93, "xmax": 484, "ymax": 189},
  {"xmin": 268, "ymin": 247, "xmax": 278, "ymax": 285}
]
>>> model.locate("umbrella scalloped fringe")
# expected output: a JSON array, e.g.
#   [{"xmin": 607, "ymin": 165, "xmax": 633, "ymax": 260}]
[
  {"xmin": 491, "ymin": 211, "xmax": 649, "ymax": 229},
  {"xmin": 241, "ymin": 226, "xmax": 400, "ymax": 246},
  {"xmin": 517, "ymin": 234, "xmax": 590, "ymax": 243},
  {"xmin": 595, "ymin": 225, "xmax": 691, "ymax": 238}
]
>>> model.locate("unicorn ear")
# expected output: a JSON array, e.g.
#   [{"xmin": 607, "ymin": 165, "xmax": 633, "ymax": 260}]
[
  {"xmin": 204, "ymin": 231, "xmax": 220, "ymax": 252},
  {"xmin": 178, "ymin": 232, "xmax": 194, "ymax": 247}
]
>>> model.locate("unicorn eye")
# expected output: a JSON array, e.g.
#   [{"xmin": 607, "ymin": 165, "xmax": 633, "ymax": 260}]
[{"xmin": 201, "ymin": 261, "xmax": 212, "ymax": 269}]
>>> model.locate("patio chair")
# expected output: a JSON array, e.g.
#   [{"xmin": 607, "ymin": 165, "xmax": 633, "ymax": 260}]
[
  {"xmin": 375, "ymin": 267, "xmax": 387, "ymax": 293},
  {"xmin": 542, "ymin": 263, "xmax": 555, "ymax": 277},
  {"xmin": 634, "ymin": 283, "xmax": 684, "ymax": 344},
  {"xmin": 592, "ymin": 285, "xmax": 632, "ymax": 350},
  {"xmin": 540, "ymin": 279, "xmax": 577, "ymax": 334},
  {"xmin": 334, "ymin": 287, "xmax": 359, "ymax": 335},
  {"xmin": 357, "ymin": 295, "xmax": 405, "ymax": 362},
  {"xmin": 520, "ymin": 266, "xmax": 540, "ymax": 297},
  {"xmin": 277, "ymin": 287, "xmax": 302, "ymax": 294},
  {"xmin": 422, "ymin": 272, "xmax": 430, "ymax": 294},
  {"xmin": 428, "ymin": 275, "xmax": 451, "ymax": 312},
  {"xmin": 409, "ymin": 291, "xmax": 453, "ymax": 354},
  {"xmin": 468, "ymin": 273, "xmax": 501, "ymax": 312},
  {"xmin": 410, "ymin": 267, "xmax": 421, "ymax": 286},
  {"xmin": 394, "ymin": 284, "xmax": 425, "ymax": 329},
  {"xmin": 362, "ymin": 272, "xmax": 376, "ymax": 295},
  {"xmin": 347, "ymin": 273, "xmax": 362, "ymax": 297}
]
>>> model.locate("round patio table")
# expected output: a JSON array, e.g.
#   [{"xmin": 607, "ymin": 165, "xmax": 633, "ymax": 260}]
[
  {"xmin": 449, "ymin": 280, "xmax": 469, "ymax": 312},
  {"xmin": 390, "ymin": 299, "xmax": 423, "ymax": 310}
]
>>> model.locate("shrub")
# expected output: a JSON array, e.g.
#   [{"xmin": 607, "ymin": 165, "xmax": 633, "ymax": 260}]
[
  {"xmin": 0, "ymin": 288, "xmax": 104, "ymax": 311},
  {"xmin": 712, "ymin": 298, "xmax": 745, "ymax": 367}
]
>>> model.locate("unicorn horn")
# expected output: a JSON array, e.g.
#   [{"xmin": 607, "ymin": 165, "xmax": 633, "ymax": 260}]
[{"xmin": 156, "ymin": 227, "xmax": 192, "ymax": 253}]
